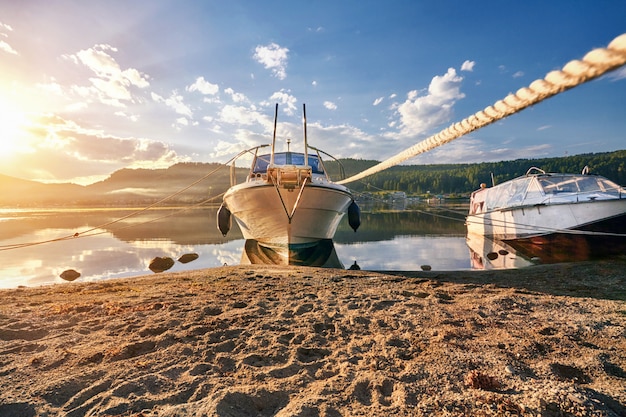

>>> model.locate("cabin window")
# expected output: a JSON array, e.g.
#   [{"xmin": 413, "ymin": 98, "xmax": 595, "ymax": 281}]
[
  {"xmin": 308, "ymin": 156, "xmax": 322, "ymax": 174},
  {"xmin": 252, "ymin": 155, "xmax": 272, "ymax": 173},
  {"xmin": 540, "ymin": 176, "xmax": 597, "ymax": 194},
  {"xmin": 253, "ymin": 152, "xmax": 323, "ymax": 174},
  {"xmin": 598, "ymin": 178, "xmax": 623, "ymax": 196},
  {"xmin": 574, "ymin": 176, "xmax": 601, "ymax": 193}
]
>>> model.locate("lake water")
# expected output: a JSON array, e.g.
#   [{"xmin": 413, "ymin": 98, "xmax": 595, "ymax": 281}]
[{"xmin": 0, "ymin": 204, "xmax": 529, "ymax": 288}]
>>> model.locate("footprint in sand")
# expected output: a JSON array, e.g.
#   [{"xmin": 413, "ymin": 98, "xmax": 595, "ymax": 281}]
[
  {"xmin": 215, "ymin": 390, "xmax": 289, "ymax": 417},
  {"xmin": 351, "ymin": 378, "xmax": 399, "ymax": 407},
  {"xmin": 0, "ymin": 328, "xmax": 49, "ymax": 341}
]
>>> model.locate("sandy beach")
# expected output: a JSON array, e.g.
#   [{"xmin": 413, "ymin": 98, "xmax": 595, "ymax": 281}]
[{"xmin": 1, "ymin": 260, "xmax": 625, "ymax": 416}]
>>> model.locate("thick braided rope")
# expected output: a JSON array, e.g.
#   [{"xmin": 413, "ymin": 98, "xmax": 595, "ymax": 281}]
[{"xmin": 338, "ymin": 33, "xmax": 626, "ymax": 185}]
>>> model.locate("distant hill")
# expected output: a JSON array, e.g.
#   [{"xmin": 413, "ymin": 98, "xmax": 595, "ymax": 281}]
[
  {"xmin": 86, "ymin": 162, "xmax": 239, "ymax": 206},
  {"xmin": 0, "ymin": 174, "xmax": 88, "ymax": 207},
  {"xmin": 0, "ymin": 162, "xmax": 243, "ymax": 208},
  {"xmin": 1, "ymin": 150, "xmax": 625, "ymax": 207}
]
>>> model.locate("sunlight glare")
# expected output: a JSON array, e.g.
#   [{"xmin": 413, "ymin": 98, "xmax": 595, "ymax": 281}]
[{"xmin": 0, "ymin": 98, "xmax": 33, "ymax": 159}]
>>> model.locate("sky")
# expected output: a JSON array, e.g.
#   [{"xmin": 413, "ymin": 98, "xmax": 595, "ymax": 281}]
[{"xmin": 0, "ymin": 0, "xmax": 625, "ymax": 185}]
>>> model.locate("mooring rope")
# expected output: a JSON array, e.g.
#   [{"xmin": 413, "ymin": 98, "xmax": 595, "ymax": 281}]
[{"xmin": 337, "ymin": 33, "xmax": 626, "ymax": 185}]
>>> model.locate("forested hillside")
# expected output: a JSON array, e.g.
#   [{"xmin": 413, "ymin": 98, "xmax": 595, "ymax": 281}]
[
  {"xmin": 2, "ymin": 150, "xmax": 624, "ymax": 207},
  {"xmin": 329, "ymin": 150, "xmax": 626, "ymax": 195}
]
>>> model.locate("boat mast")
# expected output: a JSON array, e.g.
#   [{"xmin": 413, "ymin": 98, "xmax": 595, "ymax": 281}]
[
  {"xmin": 302, "ymin": 103, "xmax": 309, "ymax": 167},
  {"xmin": 270, "ymin": 103, "xmax": 278, "ymax": 166}
]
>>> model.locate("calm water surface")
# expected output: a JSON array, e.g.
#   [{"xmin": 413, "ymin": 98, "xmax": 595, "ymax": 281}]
[{"xmin": 0, "ymin": 205, "xmax": 523, "ymax": 288}]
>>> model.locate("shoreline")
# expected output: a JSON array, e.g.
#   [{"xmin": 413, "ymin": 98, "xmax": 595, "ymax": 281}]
[{"xmin": 1, "ymin": 260, "xmax": 625, "ymax": 416}]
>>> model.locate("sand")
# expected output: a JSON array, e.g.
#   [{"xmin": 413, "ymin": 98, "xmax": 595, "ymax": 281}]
[{"xmin": 1, "ymin": 260, "xmax": 625, "ymax": 416}]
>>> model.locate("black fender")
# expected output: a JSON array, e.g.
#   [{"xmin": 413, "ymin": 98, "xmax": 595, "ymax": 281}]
[
  {"xmin": 217, "ymin": 203, "xmax": 231, "ymax": 236},
  {"xmin": 348, "ymin": 200, "xmax": 360, "ymax": 232}
]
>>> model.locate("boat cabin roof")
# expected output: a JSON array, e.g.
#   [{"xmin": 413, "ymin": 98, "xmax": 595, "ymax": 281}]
[
  {"xmin": 252, "ymin": 152, "xmax": 324, "ymax": 174},
  {"xmin": 470, "ymin": 171, "xmax": 624, "ymax": 214}
]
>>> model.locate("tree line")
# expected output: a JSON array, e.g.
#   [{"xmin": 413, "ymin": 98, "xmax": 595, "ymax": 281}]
[{"xmin": 327, "ymin": 150, "xmax": 626, "ymax": 195}]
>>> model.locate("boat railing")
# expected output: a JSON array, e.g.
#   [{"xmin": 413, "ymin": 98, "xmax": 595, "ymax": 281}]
[
  {"xmin": 228, "ymin": 144, "xmax": 270, "ymax": 186},
  {"xmin": 308, "ymin": 145, "xmax": 347, "ymax": 181},
  {"xmin": 525, "ymin": 167, "xmax": 546, "ymax": 176},
  {"xmin": 227, "ymin": 143, "xmax": 348, "ymax": 186}
]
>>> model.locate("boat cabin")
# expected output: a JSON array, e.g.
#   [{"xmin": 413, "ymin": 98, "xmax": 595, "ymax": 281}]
[{"xmin": 246, "ymin": 151, "xmax": 327, "ymax": 189}]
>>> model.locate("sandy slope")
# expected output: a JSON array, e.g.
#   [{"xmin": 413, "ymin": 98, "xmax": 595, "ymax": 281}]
[{"xmin": 1, "ymin": 261, "xmax": 625, "ymax": 416}]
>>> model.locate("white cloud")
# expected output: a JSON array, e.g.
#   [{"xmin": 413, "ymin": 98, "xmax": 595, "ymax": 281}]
[
  {"xmin": 186, "ymin": 76, "xmax": 219, "ymax": 95},
  {"xmin": 36, "ymin": 82, "xmax": 64, "ymax": 96},
  {"xmin": 373, "ymin": 97, "xmax": 384, "ymax": 106},
  {"xmin": 219, "ymin": 104, "xmax": 271, "ymax": 128},
  {"xmin": 152, "ymin": 91, "xmax": 192, "ymax": 118},
  {"xmin": 0, "ymin": 22, "xmax": 17, "ymax": 55},
  {"xmin": 63, "ymin": 44, "xmax": 150, "ymax": 107},
  {"xmin": 0, "ymin": 40, "xmax": 17, "ymax": 55},
  {"xmin": 393, "ymin": 67, "xmax": 466, "ymax": 138},
  {"xmin": 225, "ymin": 87, "xmax": 248, "ymax": 103},
  {"xmin": 324, "ymin": 101, "xmax": 337, "ymax": 110},
  {"xmin": 409, "ymin": 138, "xmax": 552, "ymax": 165},
  {"xmin": 513, "ymin": 71, "xmax": 524, "ymax": 78},
  {"xmin": 302, "ymin": 121, "xmax": 380, "ymax": 160},
  {"xmin": 114, "ymin": 111, "xmax": 139, "ymax": 122},
  {"xmin": 0, "ymin": 114, "xmax": 184, "ymax": 184},
  {"xmin": 268, "ymin": 90, "xmax": 297, "ymax": 115},
  {"xmin": 461, "ymin": 60, "xmax": 475, "ymax": 72},
  {"xmin": 253, "ymin": 42, "xmax": 289, "ymax": 80}
]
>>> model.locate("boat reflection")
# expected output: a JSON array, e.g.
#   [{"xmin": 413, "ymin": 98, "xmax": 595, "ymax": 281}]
[
  {"xmin": 504, "ymin": 231, "xmax": 626, "ymax": 264},
  {"xmin": 466, "ymin": 229, "xmax": 625, "ymax": 270},
  {"xmin": 466, "ymin": 233, "xmax": 535, "ymax": 270},
  {"xmin": 241, "ymin": 239, "xmax": 344, "ymax": 268}
]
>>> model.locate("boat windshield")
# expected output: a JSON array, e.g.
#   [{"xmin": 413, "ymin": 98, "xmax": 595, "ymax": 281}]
[
  {"xmin": 538, "ymin": 175, "xmax": 623, "ymax": 196},
  {"xmin": 252, "ymin": 152, "xmax": 324, "ymax": 174}
]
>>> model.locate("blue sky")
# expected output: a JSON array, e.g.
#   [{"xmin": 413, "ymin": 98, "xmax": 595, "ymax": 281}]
[{"xmin": 0, "ymin": 0, "xmax": 625, "ymax": 185}]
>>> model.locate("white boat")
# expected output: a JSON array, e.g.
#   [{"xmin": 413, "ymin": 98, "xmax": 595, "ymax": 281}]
[
  {"xmin": 466, "ymin": 167, "xmax": 626, "ymax": 260},
  {"xmin": 217, "ymin": 104, "xmax": 360, "ymax": 266}
]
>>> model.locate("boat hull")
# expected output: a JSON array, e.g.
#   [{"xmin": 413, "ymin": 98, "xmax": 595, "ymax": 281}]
[
  {"xmin": 223, "ymin": 181, "xmax": 353, "ymax": 246},
  {"xmin": 503, "ymin": 212, "xmax": 626, "ymax": 262},
  {"xmin": 466, "ymin": 199, "xmax": 626, "ymax": 240},
  {"xmin": 467, "ymin": 200, "xmax": 626, "ymax": 261}
]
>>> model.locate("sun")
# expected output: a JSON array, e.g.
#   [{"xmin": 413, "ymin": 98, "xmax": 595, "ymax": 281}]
[{"xmin": 0, "ymin": 98, "xmax": 33, "ymax": 159}]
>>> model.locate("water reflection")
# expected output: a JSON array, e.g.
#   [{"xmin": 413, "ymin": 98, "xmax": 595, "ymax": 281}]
[
  {"xmin": 466, "ymin": 233, "xmax": 535, "ymax": 270},
  {"xmin": 0, "ymin": 208, "xmax": 243, "ymax": 288},
  {"xmin": 0, "ymin": 207, "xmax": 470, "ymax": 287},
  {"xmin": 0, "ymin": 205, "xmax": 608, "ymax": 288}
]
